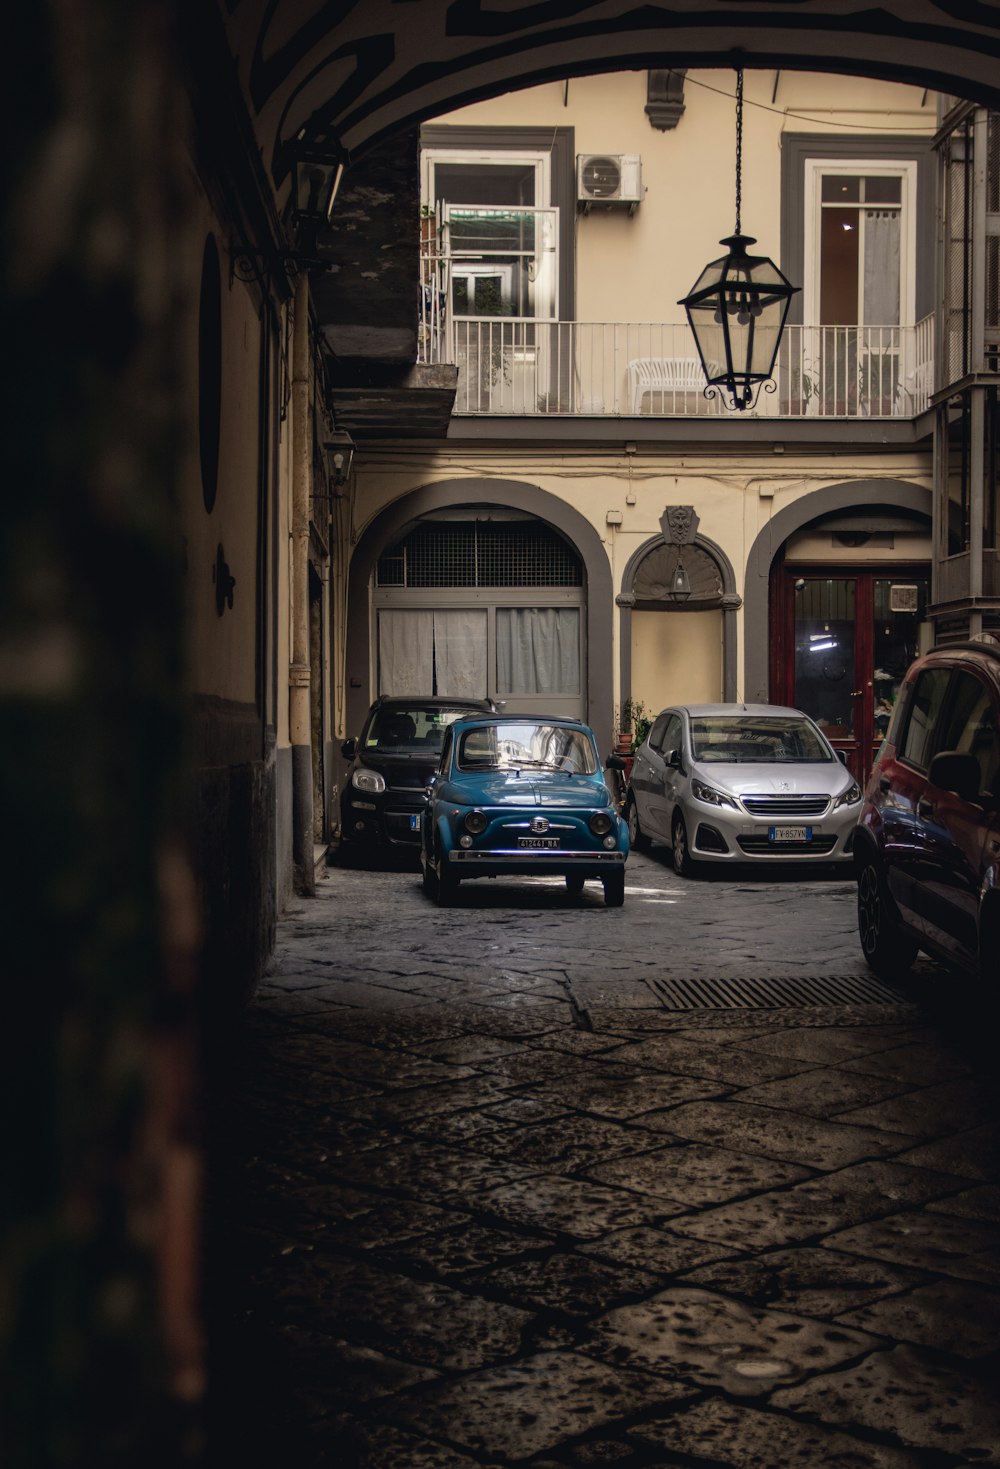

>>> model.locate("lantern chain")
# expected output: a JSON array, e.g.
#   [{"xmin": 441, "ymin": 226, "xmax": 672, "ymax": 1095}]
[{"xmin": 734, "ymin": 67, "xmax": 743, "ymax": 237}]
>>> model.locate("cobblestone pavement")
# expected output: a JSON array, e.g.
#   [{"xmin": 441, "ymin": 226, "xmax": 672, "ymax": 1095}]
[{"xmin": 211, "ymin": 850, "xmax": 1000, "ymax": 1468}]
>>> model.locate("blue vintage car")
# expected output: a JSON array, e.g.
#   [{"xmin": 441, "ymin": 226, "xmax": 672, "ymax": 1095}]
[{"xmin": 420, "ymin": 716, "xmax": 629, "ymax": 906}]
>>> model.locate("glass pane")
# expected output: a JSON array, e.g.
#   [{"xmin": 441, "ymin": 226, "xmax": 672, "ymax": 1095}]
[
  {"xmin": 793, "ymin": 579, "xmax": 856, "ymax": 739},
  {"xmin": 448, "ymin": 208, "xmax": 539, "ymax": 253},
  {"xmin": 864, "ymin": 176, "xmax": 902, "ymax": 204},
  {"xmin": 872, "ymin": 579, "xmax": 929, "ymax": 740},
  {"xmin": 899, "ymin": 667, "xmax": 951, "ymax": 769},
  {"xmin": 434, "ymin": 162, "xmax": 535, "ymax": 207},
  {"xmin": 820, "ymin": 209, "xmax": 859, "ymax": 324},
  {"xmin": 496, "ymin": 608, "xmax": 580, "ymax": 695},
  {"xmin": 822, "ymin": 175, "xmax": 861, "ymax": 203}
]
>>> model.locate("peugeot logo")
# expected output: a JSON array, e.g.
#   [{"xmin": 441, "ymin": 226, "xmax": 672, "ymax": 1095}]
[
  {"xmin": 530, "ymin": 816, "xmax": 550, "ymax": 834},
  {"xmin": 776, "ymin": 780, "xmax": 792, "ymax": 792}
]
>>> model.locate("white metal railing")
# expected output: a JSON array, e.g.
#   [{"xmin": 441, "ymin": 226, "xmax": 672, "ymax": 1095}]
[{"xmin": 418, "ymin": 304, "xmax": 935, "ymax": 419}]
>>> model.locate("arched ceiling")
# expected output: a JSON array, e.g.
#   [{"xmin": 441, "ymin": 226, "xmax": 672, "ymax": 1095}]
[{"xmin": 220, "ymin": 0, "xmax": 1000, "ymax": 175}]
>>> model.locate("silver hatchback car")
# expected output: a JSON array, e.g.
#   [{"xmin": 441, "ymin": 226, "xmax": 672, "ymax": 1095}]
[{"xmin": 627, "ymin": 703, "xmax": 862, "ymax": 875}]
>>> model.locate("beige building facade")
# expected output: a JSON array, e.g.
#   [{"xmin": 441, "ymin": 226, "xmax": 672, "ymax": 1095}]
[{"xmin": 339, "ymin": 70, "xmax": 940, "ymax": 790}]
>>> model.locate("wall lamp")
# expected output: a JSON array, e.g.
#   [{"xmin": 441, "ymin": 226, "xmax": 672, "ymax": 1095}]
[
  {"xmin": 324, "ymin": 431, "xmax": 355, "ymax": 488},
  {"xmin": 230, "ymin": 147, "xmax": 346, "ymax": 285}
]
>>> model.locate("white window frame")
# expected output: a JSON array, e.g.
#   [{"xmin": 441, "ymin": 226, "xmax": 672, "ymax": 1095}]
[{"xmin": 803, "ymin": 158, "xmax": 918, "ymax": 330}]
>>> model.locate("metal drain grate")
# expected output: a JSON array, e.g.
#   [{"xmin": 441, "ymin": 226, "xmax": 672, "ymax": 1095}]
[{"xmin": 647, "ymin": 973, "xmax": 909, "ymax": 1011}]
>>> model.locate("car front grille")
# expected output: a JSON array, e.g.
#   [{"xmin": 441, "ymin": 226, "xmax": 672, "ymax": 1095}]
[{"xmin": 740, "ymin": 794, "xmax": 830, "ymax": 817}]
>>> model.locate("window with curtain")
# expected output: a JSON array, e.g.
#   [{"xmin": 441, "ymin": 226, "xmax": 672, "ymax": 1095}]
[
  {"xmin": 377, "ymin": 609, "xmax": 488, "ymax": 697},
  {"xmin": 496, "ymin": 607, "xmax": 580, "ymax": 695}
]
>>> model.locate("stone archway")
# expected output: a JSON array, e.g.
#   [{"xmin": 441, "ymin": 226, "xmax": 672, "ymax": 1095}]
[
  {"xmin": 743, "ymin": 479, "xmax": 933, "ymax": 701},
  {"xmin": 346, "ymin": 479, "xmax": 614, "ymax": 750}
]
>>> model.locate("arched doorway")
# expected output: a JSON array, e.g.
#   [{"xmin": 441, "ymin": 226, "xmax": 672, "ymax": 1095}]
[
  {"xmin": 373, "ymin": 508, "xmax": 586, "ymax": 719},
  {"xmin": 345, "ymin": 479, "xmax": 614, "ymax": 749},
  {"xmin": 745, "ymin": 481, "xmax": 933, "ymax": 783}
]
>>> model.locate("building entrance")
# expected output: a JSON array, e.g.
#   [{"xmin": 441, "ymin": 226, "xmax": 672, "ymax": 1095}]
[{"xmin": 771, "ymin": 565, "xmax": 929, "ymax": 784}]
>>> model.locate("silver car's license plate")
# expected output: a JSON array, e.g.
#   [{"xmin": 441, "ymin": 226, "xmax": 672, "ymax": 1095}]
[
  {"xmin": 769, "ymin": 825, "xmax": 811, "ymax": 843},
  {"xmin": 518, "ymin": 837, "xmax": 559, "ymax": 848}
]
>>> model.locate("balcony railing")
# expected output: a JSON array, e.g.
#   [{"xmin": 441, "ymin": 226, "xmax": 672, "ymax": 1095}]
[{"xmin": 418, "ymin": 313, "xmax": 935, "ymax": 419}]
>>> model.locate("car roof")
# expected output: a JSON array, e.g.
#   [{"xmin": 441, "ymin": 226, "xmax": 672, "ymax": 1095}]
[
  {"xmin": 667, "ymin": 703, "xmax": 811, "ymax": 720},
  {"xmin": 451, "ymin": 714, "xmax": 592, "ymax": 729},
  {"xmin": 370, "ymin": 695, "xmax": 494, "ymax": 710}
]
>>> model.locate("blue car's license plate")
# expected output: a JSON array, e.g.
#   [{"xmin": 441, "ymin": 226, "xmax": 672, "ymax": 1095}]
[
  {"xmin": 768, "ymin": 825, "xmax": 811, "ymax": 844},
  {"xmin": 518, "ymin": 837, "xmax": 559, "ymax": 848}
]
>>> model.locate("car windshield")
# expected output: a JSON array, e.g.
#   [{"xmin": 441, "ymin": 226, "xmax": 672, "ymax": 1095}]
[
  {"xmin": 365, "ymin": 705, "xmax": 484, "ymax": 755},
  {"xmin": 457, "ymin": 722, "xmax": 598, "ymax": 775},
  {"xmin": 689, "ymin": 715, "xmax": 832, "ymax": 763}
]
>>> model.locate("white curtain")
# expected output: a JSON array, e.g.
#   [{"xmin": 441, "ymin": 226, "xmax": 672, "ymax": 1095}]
[
  {"xmin": 378, "ymin": 610, "xmax": 433, "ymax": 695},
  {"xmin": 496, "ymin": 608, "xmax": 580, "ymax": 695},
  {"xmin": 433, "ymin": 610, "xmax": 488, "ymax": 697},
  {"xmin": 864, "ymin": 210, "xmax": 900, "ymax": 325}
]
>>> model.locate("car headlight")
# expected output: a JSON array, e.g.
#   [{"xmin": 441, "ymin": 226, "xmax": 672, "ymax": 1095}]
[
  {"xmin": 691, "ymin": 778, "xmax": 738, "ymax": 810},
  {"xmin": 464, "ymin": 810, "xmax": 488, "ymax": 834},
  {"xmin": 589, "ymin": 811, "xmax": 614, "ymax": 835},
  {"xmin": 832, "ymin": 780, "xmax": 863, "ymax": 811},
  {"xmin": 352, "ymin": 767, "xmax": 386, "ymax": 794}
]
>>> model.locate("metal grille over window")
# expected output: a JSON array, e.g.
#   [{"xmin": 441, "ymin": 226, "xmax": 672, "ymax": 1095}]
[{"xmin": 376, "ymin": 521, "xmax": 583, "ymax": 588}]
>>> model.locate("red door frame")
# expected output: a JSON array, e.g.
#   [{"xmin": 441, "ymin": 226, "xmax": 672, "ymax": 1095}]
[{"xmin": 769, "ymin": 559, "xmax": 928, "ymax": 787}]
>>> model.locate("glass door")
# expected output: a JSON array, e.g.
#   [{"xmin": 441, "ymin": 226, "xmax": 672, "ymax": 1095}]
[{"xmin": 776, "ymin": 568, "xmax": 929, "ymax": 784}]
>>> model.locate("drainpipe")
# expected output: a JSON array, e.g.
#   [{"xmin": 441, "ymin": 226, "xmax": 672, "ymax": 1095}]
[{"xmin": 290, "ymin": 272, "xmax": 315, "ymax": 894}]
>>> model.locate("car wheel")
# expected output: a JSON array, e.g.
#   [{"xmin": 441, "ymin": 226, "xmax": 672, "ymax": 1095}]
[
  {"xmin": 857, "ymin": 854, "xmax": 918, "ymax": 980},
  {"xmin": 421, "ymin": 857, "xmax": 438, "ymax": 899},
  {"xmin": 626, "ymin": 797, "xmax": 651, "ymax": 852},
  {"xmin": 672, "ymin": 813, "xmax": 693, "ymax": 877},
  {"xmin": 565, "ymin": 872, "xmax": 586, "ymax": 896},
  {"xmin": 603, "ymin": 868, "xmax": 625, "ymax": 907}
]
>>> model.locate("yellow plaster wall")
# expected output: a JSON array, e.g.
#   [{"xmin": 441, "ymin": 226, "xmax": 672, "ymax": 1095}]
[
  {"xmin": 432, "ymin": 69, "xmax": 936, "ymax": 324},
  {"xmin": 631, "ymin": 609, "xmax": 723, "ymax": 712}
]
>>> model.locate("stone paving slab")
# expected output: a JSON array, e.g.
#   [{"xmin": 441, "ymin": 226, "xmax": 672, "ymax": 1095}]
[
  {"xmin": 585, "ymin": 1285, "xmax": 884, "ymax": 1396},
  {"xmin": 837, "ymin": 1277, "xmax": 1000, "ymax": 1357},
  {"xmin": 646, "ymin": 1098, "xmax": 913, "ymax": 1170},
  {"xmin": 771, "ymin": 1343, "xmax": 1000, "ymax": 1462},
  {"xmin": 667, "ymin": 1160, "xmax": 970, "ymax": 1251},
  {"xmin": 679, "ymin": 1245, "xmax": 926, "ymax": 1317},
  {"xmin": 824, "ymin": 1208, "xmax": 1000, "ymax": 1284},
  {"xmin": 583, "ymin": 1140, "xmax": 811, "ymax": 1206},
  {"xmin": 383, "ymin": 1350, "xmax": 690, "ymax": 1461},
  {"xmin": 629, "ymin": 1397, "xmax": 933, "ymax": 1468}
]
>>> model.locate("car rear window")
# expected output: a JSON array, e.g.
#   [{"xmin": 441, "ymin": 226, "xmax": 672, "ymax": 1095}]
[
  {"xmin": 689, "ymin": 716, "xmax": 831, "ymax": 763},
  {"xmin": 366, "ymin": 705, "xmax": 484, "ymax": 752}
]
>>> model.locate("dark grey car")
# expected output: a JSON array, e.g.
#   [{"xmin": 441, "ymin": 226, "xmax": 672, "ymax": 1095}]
[{"xmin": 339, "ymin": 695, "xmax": 495, "ymax": 861}]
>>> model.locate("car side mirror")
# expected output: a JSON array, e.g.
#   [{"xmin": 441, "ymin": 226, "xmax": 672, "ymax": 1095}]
[
  {"xmin": 341, "ymin": 737, "xmax": 358, "ymax": 759},
  {"xmin": 666, "ymin": 748, "xmax": 682, "ymax": 769},
  {"xmin": 928, "ymin": 750, "xmax": 981, "ymax": 804},
  {"xmin": 837, "ymin": 749, "xmax": 848, "ymax": 765},
  {"xmin": 605, "ymin": 753, "xmax": 626, "ymax": 771}
]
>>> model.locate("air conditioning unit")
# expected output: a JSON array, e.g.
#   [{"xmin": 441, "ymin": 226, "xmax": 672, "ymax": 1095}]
[{"xmin": 577, "ymin": 154, "xmax": 642, "ymax": 213}]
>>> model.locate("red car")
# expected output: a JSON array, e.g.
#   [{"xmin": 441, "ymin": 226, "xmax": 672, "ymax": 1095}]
[{"xmin": 854, "ymin": 640, "xmax": 1000, "ymax": 983}]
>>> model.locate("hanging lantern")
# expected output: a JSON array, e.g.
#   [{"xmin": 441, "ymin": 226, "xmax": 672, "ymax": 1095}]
[{"xmin": 679, "ymin": 70, "xmax": 799, "ymax": 411}]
